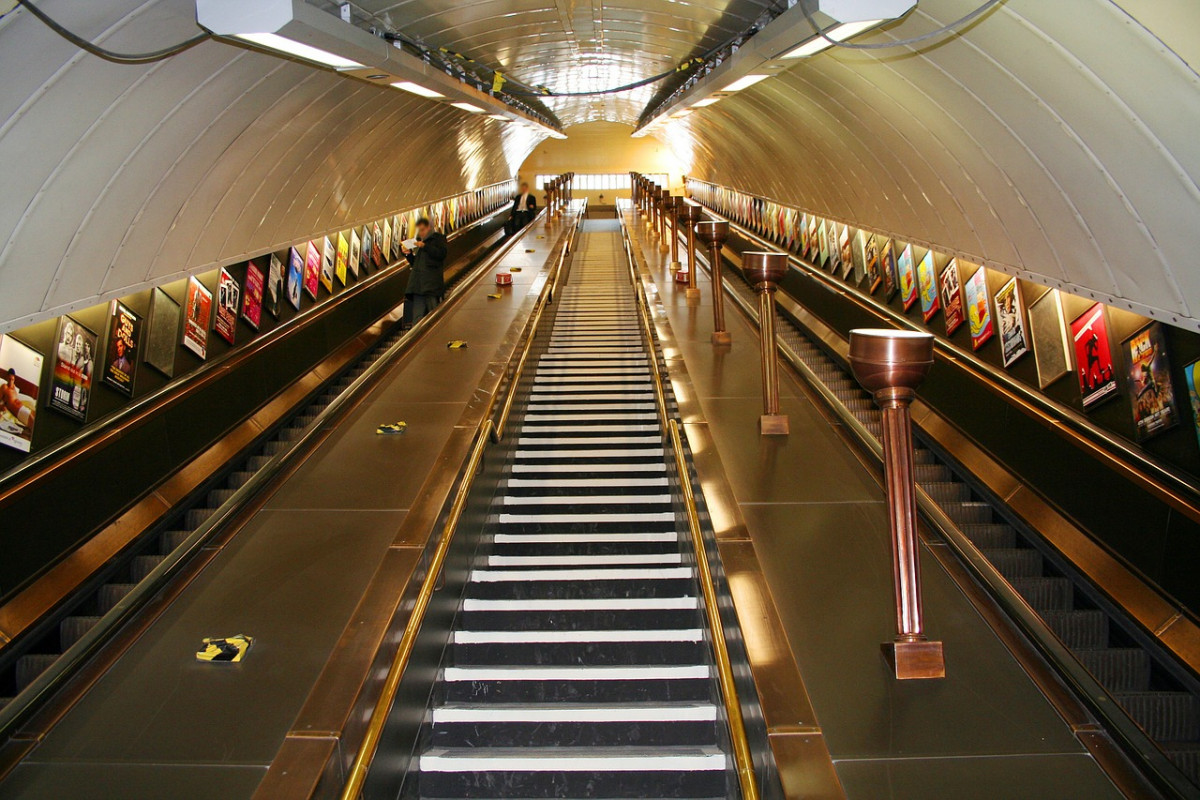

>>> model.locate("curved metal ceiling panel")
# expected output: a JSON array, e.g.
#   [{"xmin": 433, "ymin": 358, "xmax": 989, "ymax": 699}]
[
  {"xmin": 661, "ymin": 0, "xmax": 1200, "ymax": 330},
  {"xmin": 0, "ymin": 0, "xmax": 535, "ymax": 333}
]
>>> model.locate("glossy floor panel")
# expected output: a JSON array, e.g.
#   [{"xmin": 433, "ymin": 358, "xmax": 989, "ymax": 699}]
[{"xmin": 0, "ymin": 763, "xmax": 267, "ymax": 800}]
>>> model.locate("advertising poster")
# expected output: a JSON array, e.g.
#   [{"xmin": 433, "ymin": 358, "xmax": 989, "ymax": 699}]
[
  {"xmin": 0, "ymin": 335, "xmax": 43, "ymax": 452},
  {"xmin": 806, "ymin": 214, "xmax": 819, "ymax": 261},
  {"xmin": 1070, "ymin": 302, "xmax": 1118, "ymax": 408},
  {"xmin": 995, "ymin": 278, "xmax": 1030, "ymax": 368},
  {"xmin": 303, "ymin": 240, "xmax": 321, "ymax": 299},
  {"xmin": 266, "ymin": 253, "xmax": 284, "ymax": 319},
  {"xmin": 215, "ymin": 267, "xmax": 240, "ymax": 346},
  {"xmin": 102, "ymin": 300, "xmax": 141, "ymax": 397},
  {"xmin": 361, "ymin": 226, "xmax": 374, "ymax": 272},
  {"xmin": 286, "ymin": 247, "xmax": 304, "ymax": 310},
  {"xmin": 939, "ymin": 259, "xmax": 965, "ymax": 336},
  {"xmin": 880, "ymin": 239, "xmax": 898, "ymax": 299},
  {"xmin": 48, "ymin": 315, "xmax": 96, "ymax": 421},
  {"xmin": 817, "ymin": 220, "xmax": 830, "ymax": 267},
  {"xmin": 349, "ymin": 229, "xmax": 362, "ymax": 278},
  {"xmin": 864, "ymin": 235, "xmax": 881, "ymax": 293},
  {"xmin": 145, "ymin": 288, "xmax": 180, "ymax": 378},
  {"xmin": 242, "ymin": 261, "xmax": 265, "ymax": 331},
  {"xmin": 372, "ymin": 221, "xmax": 385, "ymax": 266},
  {"xmin": 1028, "ymin": 289, "xmax": 1071, "ymax": 388},
  {"xmin": 183, "ymin": 276, "xmax": 212, "ymax": 359},
  {"xmin": 963, "ymin": 267, "xmax": 994, "ymax": 350},
  {"xmin": 916, "ymin": 251, "xmax": 940, "ymax": 322},
  {"xmin": 828, "ymin": 223, "xmax": 842, "ymax": 274},
  {"xmin": 1123, "ymin": 322, "xmax": 1178, "ymax": 440},
  {"xmin": 897, "ymin": 244, "xmax": 918, "ymax": 311},
  {"xmin": 1185, "ymin": 359, "xmax": 1200, "ymax": 449},
  {"xmin": 382, "ymin": 219, "xmax": 393, "ymax": 264},
  {"xmin": 391, "ymin": 216, "xmax": 403, "ymax": 261},
  {"xmin": 839, "ymin": 224, "xmax": 853, "ymax": 279},
  {"xmin": 799, "ymin": 213, "xmax": 810, "ymax": 258},
  {"xmin": 335, "ymin": 232, "xmax": 349, "ymax": 286},
  {"xmin": 320, "ymin": 235, "xmax": 335, "ymax": 293}
]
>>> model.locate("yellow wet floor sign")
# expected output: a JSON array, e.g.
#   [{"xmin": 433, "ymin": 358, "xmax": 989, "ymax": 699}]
[
  {"xmin": 487, "ymin": 293, "xmax": 502, "ymax": 300},
  {"xmin": 376, "ymin": 421, "xmax": 407, "ymax": 435},
  {"xmin": 447, "ymin": 340, "xmax": 468, "ymax": 349},
  {"xmin": 196, "ymin": 634, "xmax": 252, "ymax": 663}
]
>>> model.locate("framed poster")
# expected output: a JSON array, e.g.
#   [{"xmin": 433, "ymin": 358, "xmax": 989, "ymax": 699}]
[
  {"xmin": 145, "ymin": 288, "xmax": 180, "ymax": 378},
  {"xmin": 286, "ymin": 247, "xmax": 304, "ymax": 310},
  {"xmin": 1123, "ymin": 322, "xmax": 1178, "ymax": 440},
  {"xmin": 897, "ymin": 244, "xmax": 918, "ymax": 311},
  {"xmin": 939, "ymin": 259, "xmax": 965, "ymax": 335},
  {"xmin": 963, "ymin": 267, "xmax": 994, "ymax": 350},
  {"xmin": 183, "ymin": 275, "xmax": 212, "ymax": 359},
  {"xmin": 382, "ymin": 219, "xmax": 393, "ymax": 264},
  {"xmin": 1185, "ymin": 359, "xmax": 1200, "ymax": 449},
  {"xmin": 995, "ymin": 278, "xmax": 1030, "ymax": 368},
  {"xmin": 806, "ymin": 214, "xmax": 819, "ymax": 261},
  {"xmin": 303, "ymin": 240, "xmax": 321, "ymax": 299},
  {"xmin": 799, "ymin": 214, "xmax": 810, "ymax": 259},
  {"xmin": 1028, "ymin": 289, "xmax": 1071, "ymax": 388},
  {"xmin": 349, "ymin": 229, "xmax": 362, "ymax": 278},
  {"xmin": 103, "ymin": 300, "xmax": 141, "ymax": 397},
  {"xmin": 880, "ymin": 239, "xmax": 898, "ymax": 299},
  {"xmin": 215, "ymin": 267, "xmax": 240, "ymax": 346},
  {"xmin": 839, "ymin": 224, "xmax": 853, "ymax": 279},
  {"xmin": 265, "ymin": 253, "xmax": 284, "ymax": 319},
  {"xmin": 391, "ymin": 216, "xmax": 403, "ymax": 261},
  {"xmin": 320, "ymin": 235, "xmax": 335, "ymax": 293},
  {"xmin": 916, "ymin": 251, "xmax": 940, "ymax": 322},
  {"xmin": 1070, "ymin": 302, "xmax": 1118, "ymax": 408},
  {"xmin": 371, "ymin": 221, "xmax": 384, "ymax": 266},
  {"xmin": 864, "ymin": 235, "xmax": 881, "ymax": 293},
  {"xmin": 335, "ymin": 232, "xmax": 349, "ymax": 286},
  {"xmin": 242, "ymin": 261, "xmax": 265, "ymax": 331},
  {"xmin": 48, "ymin": 315, "xmax": 96, "ymax": 421},
  {"xmin": 0, "ymin": 335, "xmax": 43, "ymax": 453},
  {"xmin": 828, "ymin": 223, "xmax": 842, "ymax": 274},
  {"xmin": 817, "ymin": 220, "xmax": 830, "ymax": 267},
  {"xmin": 361, "ymin": 226, "xmax": 374, "ymax": 272}
]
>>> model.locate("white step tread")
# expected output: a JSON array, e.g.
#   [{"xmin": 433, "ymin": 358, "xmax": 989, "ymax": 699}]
[
  {"xmin": 487, "ymin": 553, "xmax": 683, "ymax": 567},
  {"xmin": 462, "ymin": 596, "xmax": 698, "ymax": 611},
  {"xmin": 419, "ymin": 747, "xmax": 728, "ymax": 772},
  {"xmin": 431, "ymin": 704, "xmax": 718, "ymax": 723},
  {"xmin": 497, "ymin": 512, "xmax": 675, "ymax": 524},
  {"xmin": 452, "ymin": 628, "xmax": 704, "ymax": 644},
  {"xmin": 442, "ymin": 665, "xmax": 710, "ymax": 681},
  {"xmin": 501, "ymin": 494, "xmax": 670, "ymax": 505},
  {"xmin": 471, "ymin": 566, "xmax": 691, "ymax": 582}
]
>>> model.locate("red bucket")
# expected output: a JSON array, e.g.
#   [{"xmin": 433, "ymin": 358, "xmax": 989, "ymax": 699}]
[
  {"xmin": 495, "ymin": 272, "xmax": 513, "ymax": 286},
  {"xmin": 674, "ymin": 270, "xmax": 690, "ymax": 284}
]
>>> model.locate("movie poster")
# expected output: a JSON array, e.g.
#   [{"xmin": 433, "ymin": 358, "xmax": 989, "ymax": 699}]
[
  {"xmin": 1028, "ymin": 289, "xmax": 1071, "ymax": 388},
  {"xmin": 265, "ymin": 253, "xmax": 284, "ymax": 319},
  {"xmin": 48, "ymin": 315, "xmax": 96, "ymax": 421},
  {"xmin": 963, "ymin": 267, "xmax": 994, "ymax": 350},
  {"xmin": 349, "ymin": 229, "xmax": 362, "ymax": 278},
  {"xmin": 995, "ymin": 278, "xmax": 1030, "ymax": 367},
  {"xmin": 1184, "ymin": 359, "xmax": 1200, "ymax": 449},
  {"xmin": 215, "ymin": 267, "xmax": 240, "ymax": 346},
  {"xmin": 286, "ymin": 247, "xmax": 304, "ymax": 310},
  {"xmin": 807, "ymin": 214, "xmax": 819, "ymax": 261},
  {"xmin": 1070, "ymin": 302, "xmax": 1118, "ymax": 408},
  {"xmin": 303, "ymin": 240, "xmax": 321, "ymax": 299},
  {"xmin": 897, "ymin": 244, "xmax": 918, "ymax": 311},
  {"xmin": 799, "ymin": 213, "xmax": 811, "ymax": 259},
  {"xmin": 828, "ymin": 223, "xmax": 842, "ymax": 274},
  {"xmin": 817, "ymin": 220, "xmax": 830, "ymax": 267},
  {"xmin": 1123, "ymin": 322, "xmax": 1178, "ymax": 440},
  {"xmin": 183, "ymin": 276, "xmax": 212, "ymax": 359},
  {"xmin": 839, "ymin": 224, "xmax": 853, "ymax": 279},
  {"xmin": 382, "ymin": 219, "xmax": 393, "ymax": 264},
  {"xmin": 372, "ymin": 221, "xmax": 384, "ymax": 266},
  {"xmin": 320, "ymin": 235, "xmax": 335, "ymax": 293},
  {"xmin": 103, "ymin": 300, "xmax": 141, "ymax": 397},
  {"xmin": 880, "ymin": 239, "xmax": 898, "ymax": 299},
  {"xmin": 361, "ymin": 226, "xmax": 374, "ymax": 272},
  {"xmin": 145, "ymin": 288, "xmax": 180, "ymax": 378},
  {"xmin": 391, "ymin": 216, "xmax": 403, "ymax": 261},
  {"xmin": 916, "ymin": 251, "xmax": 940, "ymax": 322},
  {"xmin": 864, "ymin": 235, "xmax": 881, "ymax": 293},
  {"xmin": 335, "ymin": 232, "xmax": 349, "ymax": 286},
  {"xmin": 242, "ymin": 261, "xmax": 265, "ymax": 331},
  {"xmin": 0, "ymin": 335, "xmax": 43, "ymax": 452},
  {"xmin": 939, "ymin": 259, "xmax": 965, "ymax": 335}
]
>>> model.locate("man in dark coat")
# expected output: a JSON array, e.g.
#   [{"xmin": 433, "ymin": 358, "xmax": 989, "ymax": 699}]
[
  {"xmin": 506, "ymin": 182, "xmax": 537, "ymax": 234},
  {"xmin": 402, "ymin": 217, "xmax": 447, "ymax": 328}
]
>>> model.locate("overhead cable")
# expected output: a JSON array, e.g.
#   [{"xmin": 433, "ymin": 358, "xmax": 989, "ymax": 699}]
[{"xmin": 16, "ymin": 0, "xmax": 210, "ymax": 64}]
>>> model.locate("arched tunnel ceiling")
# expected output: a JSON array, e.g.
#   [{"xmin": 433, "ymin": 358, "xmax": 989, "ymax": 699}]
[
  {"xmin": 345, "ymin": 0, "xmax": 785, "ymax": 126},
  {"xmin": 0, "ymin": 0, "xmax": 541, "ymax": 333},
  {"xmin": 656, "ymin": 0, "xmax": 1200, "ymax": 331}
]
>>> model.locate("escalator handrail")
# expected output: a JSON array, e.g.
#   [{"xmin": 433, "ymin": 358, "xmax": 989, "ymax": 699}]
[
  {"xmin": 674, "ymin": 205, "xmax": 1197, "ymax": 800},
  {"xmin": 340, "ymin": 195, "xmax": 584, "ymax": 800},
  {"xmin": 0, "ymin": 206, "xmax": 542, "ymax": 744},
  {"xmin": 619, "ymin": 211, "xmax": 760, "ymax": 800}
]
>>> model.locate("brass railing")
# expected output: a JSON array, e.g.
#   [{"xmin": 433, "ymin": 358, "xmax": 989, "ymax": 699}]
[
  {"xmin": 620, "ymin": 209, "xmax": 761, "ymax": 800},
  {"xmin": 340, "ymin": 201, "xmax": 583, "ymax": 800}
]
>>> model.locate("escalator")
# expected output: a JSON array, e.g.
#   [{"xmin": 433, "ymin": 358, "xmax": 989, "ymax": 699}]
[{"xmin": 367, "ymin": 223, "xmax": 758, "ymax": 799}]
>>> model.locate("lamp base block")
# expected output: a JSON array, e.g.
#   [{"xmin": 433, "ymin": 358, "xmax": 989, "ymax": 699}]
[
  {"xmin": 759, "ymin": 414, "xmax": 790, "ymax": 436},
  {"xmin": 686, "ymin": 288, "xmax": 702, "ymax": 306},
  {"xmin": 711, "ymin": 330, "xmax": 732, "ymax": 346},
  {"xmin": 659, "ymin": 243, "xmax": 670, "ymax": 254},
  {"xmin": 669, "ymin": 261, "xmax": 682, "ymax": 271},
  {"xmin": 881, "ymin": 639, "xmax": 945, "ymax": 680}
]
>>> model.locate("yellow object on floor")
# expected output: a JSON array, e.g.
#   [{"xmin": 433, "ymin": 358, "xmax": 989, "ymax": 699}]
[
  {"xmin": 196, "ymin": 635, "xmax": 253, "ymax": 663},
  {"xmin": 447, "ymin": 340, "xmax": 468, "ymax": 349},
  {"xmin": 376, "ymin": 422, "xmax": 407, "ymax": 435}
]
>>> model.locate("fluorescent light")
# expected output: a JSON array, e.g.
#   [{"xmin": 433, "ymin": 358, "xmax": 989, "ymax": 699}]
[
  {"xmin": 488, "ymin": 114, "xmax": 510, "ymax": 121},
  {"xmin": 722, "ymin": 74, "xmax": 769, "ymax": 92},
  {"xmin": 783, "ymin": 19, "xmax": 883, "ymax": 58},
  {"xmin": 692, "ymin": 97, "xmax": 720, "ymax": 108},
  {"xmin": 235, "ymin": 32, "xmax": 363, "ymax": 70},
  {"xmin": 672, "ymin": 109, "xmax": 693, "ymax": 118},
  {"xmin": 392, "ymin": 81, "xmax": 443, "ymax": 98},
  {"xmin": 451, "ymin": 102, "xmax": 485, "ymax": 113}
]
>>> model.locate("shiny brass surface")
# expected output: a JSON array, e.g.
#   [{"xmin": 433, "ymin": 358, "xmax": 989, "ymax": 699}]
[
  {"xmin": 658, "ymin": 189, "xmax": 671, "ymax": 253},
  {"xmin": 849, "ymin": 329, "xmax": 943, "ymax": 679},
  {"xmin": 696, "ymin": 220, "xmax": 732, "ymax": 346},
  {"xmin": 745, "ymin": 254, "xmax": 788, "ymax": 436},
  {"xmin": 668, "ymin": 196, "xmax": 683, "ymax": 268}
]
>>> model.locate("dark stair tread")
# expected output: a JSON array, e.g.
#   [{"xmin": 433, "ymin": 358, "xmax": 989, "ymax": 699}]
[
  {"xmin": 15, "ymin": 653, "xmax": 59, "ymax": 690},
  {"xmin": 1075, "ymin": 648, "xmax": 1150, "ymax": 692},
  {"xmin": 59, "ymin": 615, "xmax": 101, "ymax": 650}
]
